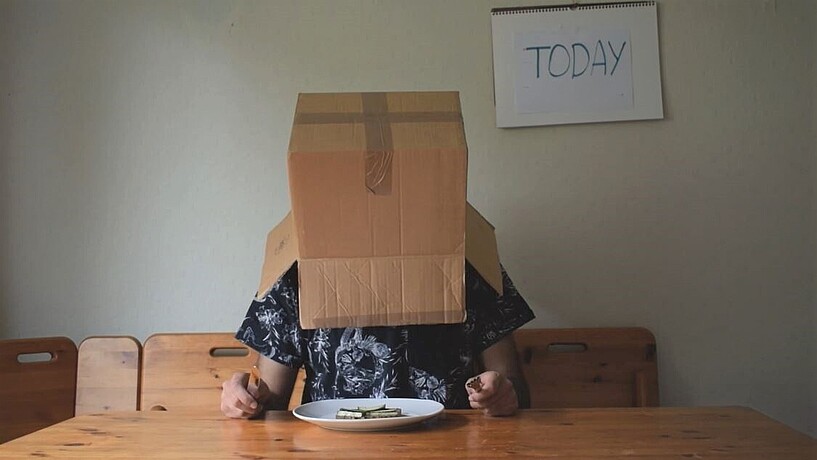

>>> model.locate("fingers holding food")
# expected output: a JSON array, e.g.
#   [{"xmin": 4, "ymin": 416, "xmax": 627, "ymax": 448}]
[
  {"xmin": 221, "ymin": 372, "xmax": 261, "ymax": 418},
  {"xmin": 466, "ymin": 371, "xmax": 518, "ymax": 417}
]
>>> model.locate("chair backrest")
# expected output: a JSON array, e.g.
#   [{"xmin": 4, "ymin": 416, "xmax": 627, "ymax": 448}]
[
  {"xmin": 513, "ymin": 327, "xmax": 659, "ymax": 408},
  {"xmin": 0, "ymin": 337, "xmax": 77, "ymax": 443},
  {"xmin": 75, "ymin": 336, "xmax": 142, "ymax": 415},
  {"xmin": 140, "ymin": 333, "xmax": 258, "ymax": 411}
]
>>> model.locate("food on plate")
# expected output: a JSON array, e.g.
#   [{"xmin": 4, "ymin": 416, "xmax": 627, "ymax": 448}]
[
  {"xmin": 336, "ymin": 404, "xmax": 403, "ymax": 419},
  {"xmin": 248, "ymin": 365, "xmax": 261, "ymax": 388}
]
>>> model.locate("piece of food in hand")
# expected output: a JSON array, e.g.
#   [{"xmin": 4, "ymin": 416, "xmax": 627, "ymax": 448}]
[
  {"xmin": 466, "ymin": 376, "xmax": 483, "ymax": 392},
  {"xmin": 249, "ymin": 365, "xmax": 261, "ymax": 388},
  {"xmin": 335, "ymin": 405, "xmax": 403, "ymax": 419}
]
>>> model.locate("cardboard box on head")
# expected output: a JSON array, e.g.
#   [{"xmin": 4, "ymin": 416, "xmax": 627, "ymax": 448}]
[{"xmin": 257, "ymin": 91, "xmax": 503, "ymax": 330}]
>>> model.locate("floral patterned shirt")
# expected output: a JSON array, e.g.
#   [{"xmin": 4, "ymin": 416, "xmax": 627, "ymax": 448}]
[{"xmin": 235, "ymin": 262, "xmax": 535, "ymax": 409}]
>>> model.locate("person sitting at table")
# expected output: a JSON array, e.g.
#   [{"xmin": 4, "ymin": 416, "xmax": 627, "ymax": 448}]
[{"xmin": 220, "ymin": 261, "xmax": 535, "ymax": 418}]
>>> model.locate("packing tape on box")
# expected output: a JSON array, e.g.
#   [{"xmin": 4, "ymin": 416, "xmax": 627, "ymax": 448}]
[{"xmin": 293, "ymin": 92, "xmax": 461, "ymax": 195}]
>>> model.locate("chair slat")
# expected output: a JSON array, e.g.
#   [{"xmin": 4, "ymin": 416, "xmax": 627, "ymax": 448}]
[
  {"xmin": 513, "ymin": 327, "xmax": 659, "ymax": 408},
  {"xmin": 75, "ymin": 336, "xmax": 141, "ymax": 415},
  {"xmin": 140, "ymin": 333, "xmax": 258, "ymax": 412},
  {"xmin": 0, "ymin": 337, "xmax": 77, "ymax": 443}
]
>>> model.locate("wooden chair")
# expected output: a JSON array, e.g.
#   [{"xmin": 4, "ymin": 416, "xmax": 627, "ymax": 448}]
[
  {"xmin": 75, "ymin": 336, "xmax": 142, "ymax": 415},
  {"xmin": 0, "ymin": 337, "xmax": 77, "ymax": 443},
  {"xmin": 513, "ymin": 327, "xmax": 659, "ymax": 408},
  {"xmin": 141, "ymin": 333, "xmax": 262, "ymax": 411},
  {"xmin": 288, "ymin": 367, "xmax": 307, "ymax": 410}
]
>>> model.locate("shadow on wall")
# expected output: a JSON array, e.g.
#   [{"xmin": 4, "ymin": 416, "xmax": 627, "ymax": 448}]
[
  {"xmin": 0, "ymin": 3, "xmax": 26, "ymax": 340},
  {"xmin": 494, "ymin": 180, "xmax": 669, "ymax": 330},
  {"xmin": 0, "ymin": 127, "xmax": 12, "ymax": 339},
  {"xmin": 497, "ymin": 198, "xmax": 685, "ymax": 408},
  {"xmin": 0, "ymin": 77, "xmax": 9, "ymax": 339},
  {"xmin": 0, "ymin": 197, "xmax": 9, "ymax": 339},
  {"xmin": 0, "ymin": 305, "xmax": 8, "ymax": 338},
  {"xmin": 494, "ymin": 200, "xmax": 576, "ymax": 328}
]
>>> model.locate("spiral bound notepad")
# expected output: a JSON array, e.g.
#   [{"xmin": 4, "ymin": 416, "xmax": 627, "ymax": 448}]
[{"xmin": 490, "ymin": 2, "xmax": 663, "ymax": 127}]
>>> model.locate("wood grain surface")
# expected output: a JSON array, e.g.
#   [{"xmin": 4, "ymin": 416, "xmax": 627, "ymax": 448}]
[
  {"xmin": 1, "ymin": 407, "xmax": 814, "ymax": 459},
  {"xmin": 514, "ymin": 328, "xmax": 659, "ymax": 408},
  {"xmin": 75, "ymin": 336, "xmax": 142, "ymax": 414},
  {"xmin": 0, "ymin": 337, "xmax": 77, "ymax": 443},
  {"xmin": 140, "ymin": 333, "xmax": 258, "ymax": 411}
]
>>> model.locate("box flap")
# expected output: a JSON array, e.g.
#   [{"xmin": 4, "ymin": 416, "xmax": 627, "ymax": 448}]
[
  {"xmin": 255, "ymin": 212, "xmax": 299, "ymax": 299},
  {"xmin": 465, "ymin": 203, "xmax": 503, "ymax": 296},
  {"xmin": 298, "ymin": 256, "xmax": 465, "ymax": 329},
  {"xmin": 256, "ymin": 203, "xmax": 503, "ymax": 304}
]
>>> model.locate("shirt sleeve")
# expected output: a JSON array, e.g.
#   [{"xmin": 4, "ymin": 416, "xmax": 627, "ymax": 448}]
[
  {"xmin": 466, "ymin": 263, "xmax": 536, "ymax": 354},
  {"xmin": 235, "ymin": 264, "xmax": 304, "ymax": 368}
]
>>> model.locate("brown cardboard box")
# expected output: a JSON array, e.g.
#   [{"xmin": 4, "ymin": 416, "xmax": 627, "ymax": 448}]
[{"xmin": 258, "ymin": 92, "xmax": 502, "ymax": 329}]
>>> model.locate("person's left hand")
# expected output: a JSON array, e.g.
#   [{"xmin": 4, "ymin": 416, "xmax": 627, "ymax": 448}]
[{"xmin": 465, "ymin": 370, "xmax": 518, "ymax": 416}]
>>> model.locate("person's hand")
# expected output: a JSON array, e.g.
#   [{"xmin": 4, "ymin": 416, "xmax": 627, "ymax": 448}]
[
  {"xmin": 465, "ymin": 371, "xmax": 518, "ymax": 417},
  {"xmin": 220, "ymin": 372, "xmax": 269, "ymax": 419}
]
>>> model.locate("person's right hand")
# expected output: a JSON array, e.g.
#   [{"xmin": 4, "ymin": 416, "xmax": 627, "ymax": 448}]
[{"xmin": 221, "ymin": 372, "xmax": 268, "ymax": 418}]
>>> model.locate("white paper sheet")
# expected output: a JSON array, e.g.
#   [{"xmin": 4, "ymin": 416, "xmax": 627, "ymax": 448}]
[{"xmin": 492, "ymin": 2, "xmax": 663, "ymax": 127}]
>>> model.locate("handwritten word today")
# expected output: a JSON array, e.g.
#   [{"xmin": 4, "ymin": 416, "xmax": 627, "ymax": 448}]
[{"xmin": 525, "ymin": 40, "xmax": 628, "ymax": 79}]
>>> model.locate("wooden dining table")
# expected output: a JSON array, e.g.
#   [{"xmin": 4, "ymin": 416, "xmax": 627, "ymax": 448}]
[{"xmin": 0, "ymin": 406, "xmax": 814, "ymax": 459}]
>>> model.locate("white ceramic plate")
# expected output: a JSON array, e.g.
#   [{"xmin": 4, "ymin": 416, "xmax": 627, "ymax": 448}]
[{"xmin": 292, "ymin": 398, "xmax": 444, "ymax": 432}]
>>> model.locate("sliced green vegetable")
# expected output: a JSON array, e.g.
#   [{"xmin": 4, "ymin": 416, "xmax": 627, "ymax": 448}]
[
  {"xmin": 336, "ymin": 410, "xmax": 365, "ymax": 419},
  {"xmin": 335, "ymin": 405, "xmax": 404, "ymax": 419},
  {"xmin": 356, "ymin": 404, "xmax": 387, "ymax": 412},
  {"xmin": 365, "ymin": 409, "xmax": 402, "ymax": 418}
]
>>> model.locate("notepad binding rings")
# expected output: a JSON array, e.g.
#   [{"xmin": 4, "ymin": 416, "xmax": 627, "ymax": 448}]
[{"xmin": 491, "ymin": 1, "xmax": 655, "ymax": 15}]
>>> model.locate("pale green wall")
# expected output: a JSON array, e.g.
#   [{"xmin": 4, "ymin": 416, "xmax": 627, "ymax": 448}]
[
  {"xmin": 812, "ymin": 0, "xmax": 817, "ymax": 437},
  {"xmin": 1, "ymin": 0, "xmax": 814, "ymax": 436}
]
